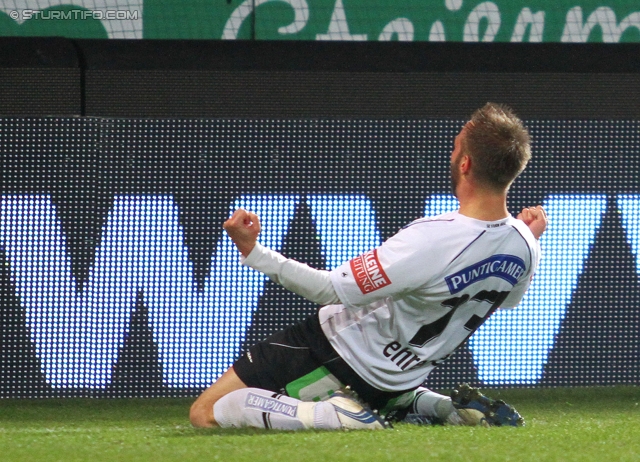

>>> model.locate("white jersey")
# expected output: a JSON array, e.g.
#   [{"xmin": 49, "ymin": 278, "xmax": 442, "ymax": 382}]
[
  {"xmin": 242, "ymin": 211, "xmax": 540, "ymax": 393},
  {"xmin": 320, "ymin": 212, "xmax": 540, "ymax": 391}
]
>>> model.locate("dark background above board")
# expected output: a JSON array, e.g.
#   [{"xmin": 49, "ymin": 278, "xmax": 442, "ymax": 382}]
[{"xmin": 2, "ymin": 38, "xmax": 640, "ymax": 118}]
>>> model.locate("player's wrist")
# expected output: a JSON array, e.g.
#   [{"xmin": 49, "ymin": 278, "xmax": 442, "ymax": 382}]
[{"xmin": 237, "ymin": 241, "xmax": 256, "ymax": 257}]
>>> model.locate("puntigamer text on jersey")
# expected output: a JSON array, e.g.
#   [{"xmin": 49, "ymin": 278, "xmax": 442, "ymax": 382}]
[{"xmin": 445, "ymin": 254, "xmax": 526, "ymax": 294}]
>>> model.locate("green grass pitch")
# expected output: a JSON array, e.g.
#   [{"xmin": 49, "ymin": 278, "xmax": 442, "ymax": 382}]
[{"xmin": 2, "ymin": 387, "xmax": 639, "ymax": 461}]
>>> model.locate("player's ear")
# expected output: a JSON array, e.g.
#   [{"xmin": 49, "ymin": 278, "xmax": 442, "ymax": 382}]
[{"xmin": 459, "ymin": 155, "xmax": 471, "ymax": 174}]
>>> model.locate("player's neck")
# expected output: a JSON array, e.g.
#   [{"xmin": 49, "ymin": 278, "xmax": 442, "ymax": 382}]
[{"xmin": 456, "ymin": 186, "xmax": 509, "ymax": 222}]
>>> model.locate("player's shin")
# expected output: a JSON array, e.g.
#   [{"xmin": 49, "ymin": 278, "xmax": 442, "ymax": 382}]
[
  {"xmin": 410, "ymin": 387, "xmax": 462, "ymax": 424},
  {"xmin": 213, "ymin": 388, "xmax": 341, "ymax": 430}
]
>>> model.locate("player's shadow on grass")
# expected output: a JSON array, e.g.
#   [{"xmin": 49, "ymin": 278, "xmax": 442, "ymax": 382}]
[{"xmin": 173, "ymin": 427, "xmax": 325, "ymax": 437}]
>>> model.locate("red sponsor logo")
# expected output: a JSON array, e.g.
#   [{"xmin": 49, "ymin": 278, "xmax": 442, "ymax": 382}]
[{"xmin": 349, "ymin": 249, "xmax": 391, "ymax": 294}]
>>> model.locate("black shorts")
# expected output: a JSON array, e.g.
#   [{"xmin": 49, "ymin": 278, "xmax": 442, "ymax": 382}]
[{"xmin": 233, "ymin": 313, "xmax": 414, "ymax": 411}]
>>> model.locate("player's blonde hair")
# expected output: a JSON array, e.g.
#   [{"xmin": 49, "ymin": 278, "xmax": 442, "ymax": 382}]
[{"xmin": 463, "ymin": 103, "xmax": 531, "ymax": 191}]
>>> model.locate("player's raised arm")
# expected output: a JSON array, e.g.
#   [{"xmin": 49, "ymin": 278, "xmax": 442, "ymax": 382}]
[
  {"xmin": 517, "ymin": 205, "xmax": 548, "ymax": 240},
  {"xmin": 223, "ymin": 208, "xmax": 261, "ymax": 257},
  {"xmin": 224, "ymin": 208, "xmax": 341, "ymax": 306}
]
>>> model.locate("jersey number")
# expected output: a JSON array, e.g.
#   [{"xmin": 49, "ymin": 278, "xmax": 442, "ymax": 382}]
[{"xmin": 408, "ymin": 290, "xmax": 510, "ymax": 348}]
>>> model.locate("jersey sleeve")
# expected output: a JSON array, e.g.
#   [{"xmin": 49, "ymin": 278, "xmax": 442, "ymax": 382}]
[
  {"xmin": 499, "ymin": 272, "xmax": 531, "ymax": 309},
  {"xmin": 330, "ymin": 223, "xmax": 440, "ymax": 307},
  {"xmin": 242, "ymin": 243, "xmax": 341, "ymax": 306},
  {"xmin": 499, "ymin": 231, "xmax": 541, "ymax": 309}
]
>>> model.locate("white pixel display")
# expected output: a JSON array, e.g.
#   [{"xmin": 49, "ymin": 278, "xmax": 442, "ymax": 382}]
[
  {"xmin": 1, "ymin": 193, "xmax": 636, "ymax": 387},
  {"xmin": 1, "ymin": 118, "xmax": 638, "ymax": 396}
]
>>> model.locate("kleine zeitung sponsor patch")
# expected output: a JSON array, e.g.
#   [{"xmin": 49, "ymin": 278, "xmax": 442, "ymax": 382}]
[{"xmin": 350, "ymin": 249, "xmax": 391, "ymax": 294}]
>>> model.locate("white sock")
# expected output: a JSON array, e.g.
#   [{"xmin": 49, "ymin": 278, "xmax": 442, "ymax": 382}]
[
  {"xmin": 213, "ymin": 388, "xmax": 341, "ymax": 430},
  {"xmin": 411, "ymin": 387, "xmax": 462, "ymax": 424}
]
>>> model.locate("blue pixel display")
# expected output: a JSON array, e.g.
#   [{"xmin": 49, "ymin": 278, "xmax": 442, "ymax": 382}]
[
  {"xmin": 0, "ymin": 193, "xmax": 636, "ymax": 387},
  {"xmin": 1, "ymin": 117, "xmax": 639, "ymax": 396}
]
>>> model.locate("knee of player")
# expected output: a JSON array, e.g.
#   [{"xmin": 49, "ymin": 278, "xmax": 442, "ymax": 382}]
[{"xmin": 190, "ymin": 400, "xmax": 215, "ymax": 428}]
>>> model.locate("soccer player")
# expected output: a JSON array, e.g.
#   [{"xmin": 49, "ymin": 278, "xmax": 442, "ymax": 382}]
[{"xmin": 190, "ymin": 103, "xmax": 548, "ymax": 430}]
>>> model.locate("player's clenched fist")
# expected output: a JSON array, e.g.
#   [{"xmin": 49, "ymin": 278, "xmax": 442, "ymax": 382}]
[
  {"xmin": 223, "ymin": 208, "xmax": 261, "ymax": 257},
  {"xmin": 517, "ymin": 205, "xmax": 548, "ymax": 240}
]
